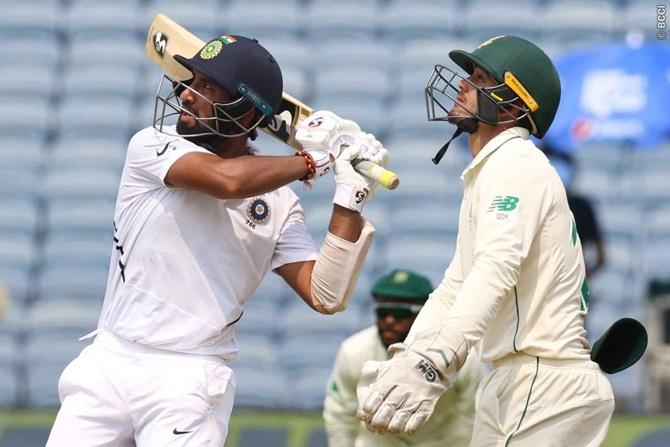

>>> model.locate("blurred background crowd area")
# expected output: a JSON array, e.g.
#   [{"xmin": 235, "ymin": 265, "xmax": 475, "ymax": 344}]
[{"xmin": 1, "ymin": 0, "xmax": 669, "ymax": 428}]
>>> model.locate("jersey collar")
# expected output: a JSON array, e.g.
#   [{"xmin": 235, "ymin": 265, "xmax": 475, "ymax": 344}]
[{"xmin": 461, "ymin": 127, "xmax": 530, "ymax": 180}]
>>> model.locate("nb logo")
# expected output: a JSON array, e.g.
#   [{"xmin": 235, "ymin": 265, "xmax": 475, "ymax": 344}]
[
  {"xmin": 415, "ymin": 359, "xmax": 437, "ymax": 382},
  {"xmin": 488, "ymin": 195, "xmax": 519, "ymax": 212},
  {"xmin": 153, "ymin": 32, "xmax": 168, "ymax": 56}
]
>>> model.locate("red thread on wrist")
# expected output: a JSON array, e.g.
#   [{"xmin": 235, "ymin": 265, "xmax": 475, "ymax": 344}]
[{"xmin": 296, "ymin": 151, "xmax": 315, "ymax": 181}]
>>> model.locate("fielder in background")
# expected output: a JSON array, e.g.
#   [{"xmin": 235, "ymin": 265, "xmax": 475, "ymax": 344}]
[
  {"xmin": 46, "ymin": 35, "xmax": 387, "ymax": 447},
  {"xmin": 357, "ymin": 36, "xmax": 615, "ymax": 446},
  {"xmin": 324, "ymin": 269, "xmax": 485, "ymax": 447}
]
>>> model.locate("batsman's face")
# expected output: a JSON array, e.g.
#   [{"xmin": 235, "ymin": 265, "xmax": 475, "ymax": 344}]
[
  {"xmin": 374, "ymin": 298, "xmax": 423, "ymax": 349},
  {"xmin": 177, "ymin": 71, "xmax": 232, "ymax": 135},
  {"xmin": 449, "ymin": 66, "xmax": 497, "ymax": 122}
]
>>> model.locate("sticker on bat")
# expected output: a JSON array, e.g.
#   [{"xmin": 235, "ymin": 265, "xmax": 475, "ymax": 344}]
[{"xmin": 153, "ymin": 32, "xmax": 168, "ymax": 57}]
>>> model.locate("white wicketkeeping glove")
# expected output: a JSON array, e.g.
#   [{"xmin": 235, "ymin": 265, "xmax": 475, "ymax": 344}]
[
  {"xmin": 333, "ymin": 132, "xmax": 389, "ymax": 213},
  {"xmin": 356, "ymin": 325, "xmax": 469, "ymax": 435},
  {"xmin": 295, "ymin": 110, "xmax": 361, "ymax": 181}
]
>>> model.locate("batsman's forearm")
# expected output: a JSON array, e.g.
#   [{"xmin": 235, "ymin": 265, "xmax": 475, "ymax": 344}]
[
  {"xmin": 209, "ymin": 155, "xmax": 310, "ymax": 199},
  {"xmin": 328, "ymin": 205, "xmax": 365, "ymax": 242}
]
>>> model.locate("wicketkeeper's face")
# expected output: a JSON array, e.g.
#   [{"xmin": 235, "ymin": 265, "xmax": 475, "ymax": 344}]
[{"xmin": 374, "ymin": 299, "xmax": 424, "ymax": 349}]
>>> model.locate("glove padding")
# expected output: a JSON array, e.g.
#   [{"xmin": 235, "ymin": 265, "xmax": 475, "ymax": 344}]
[
  {"xmin": 295, "ymin": 110, "xmax": 361, "ymax": 181},
  {"xmin": 356, "ymin": 326, "xmax": 468, "ymax": 435},
  {"xmin": 333, "ymin": 132, "xmax": 389, "ymax": 213}
]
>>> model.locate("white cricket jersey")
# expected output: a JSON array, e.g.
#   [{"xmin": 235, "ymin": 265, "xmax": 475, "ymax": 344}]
[
  {"xmin": 409, "ymin": 127, "xmax": 591, "ymax": 363},
  {"xmin": 324, "ymin": 326, "xmax": 484, "ymax": 447},
  {"xmin": 98, "ymin": 126, "xmax": 317, "ymax": 359}
]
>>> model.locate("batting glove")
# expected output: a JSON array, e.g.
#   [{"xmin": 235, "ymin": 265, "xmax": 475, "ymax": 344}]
[
  {"xmin": 295, "ymin": 111, "xmax": 361, "ymax": 181},
  {"xmin": 333, "ymin": 132, "xmax": 389, "ymax": 213}
]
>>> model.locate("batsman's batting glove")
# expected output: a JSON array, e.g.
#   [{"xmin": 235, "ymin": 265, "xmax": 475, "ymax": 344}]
[
  {"xmin": 356, "ymin": 325, "xmax": 468, "ymax": 435},
  {"xmin": 333, "ymin": 132, "xmax": 389, "ymax": 213},
  {"xmin": 295, "ymin": 111, "xmax": 361, "ymax": 181}
]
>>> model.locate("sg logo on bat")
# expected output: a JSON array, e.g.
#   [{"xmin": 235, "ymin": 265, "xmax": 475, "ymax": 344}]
[{"xmin": 153, "ymin": 32, "xmax": 168, "ymax": 56}]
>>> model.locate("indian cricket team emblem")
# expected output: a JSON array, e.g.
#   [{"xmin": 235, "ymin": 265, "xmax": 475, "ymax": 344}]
[
  {"xmin": 247, "ymin": 197, "xmax": 270, "ymax": 224},
  {"xmin": 200, "ymin": 40, "xmax": 223, "ymax": 60}
]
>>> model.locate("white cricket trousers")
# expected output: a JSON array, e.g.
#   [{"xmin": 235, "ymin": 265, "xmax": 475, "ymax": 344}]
[
  {"xmin": 46, "ymin": 330, "xmax": 236, "ymax": 447},
  {"xmin": 471, "ymin": 353, "xmax": 614, "ymax": 447}
]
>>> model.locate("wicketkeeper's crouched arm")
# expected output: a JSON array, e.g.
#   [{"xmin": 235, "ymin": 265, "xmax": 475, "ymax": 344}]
[{"xmin": 310, "ymin": 221, "xmax": 375, "ymax": 314}]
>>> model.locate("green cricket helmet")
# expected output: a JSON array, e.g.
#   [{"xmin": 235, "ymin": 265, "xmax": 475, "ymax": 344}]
[{"xmin": 425, "ymin": 35, "xmax": 561, "ymax": 163}]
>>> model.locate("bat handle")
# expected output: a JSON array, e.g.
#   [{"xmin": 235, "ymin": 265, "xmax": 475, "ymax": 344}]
[{"xmin": 351, "ymin": 159, "xmax": 400, "ymax": 191}]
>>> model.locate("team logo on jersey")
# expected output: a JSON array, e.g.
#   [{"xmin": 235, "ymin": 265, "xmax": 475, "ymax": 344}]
[
  {"xmin": 247, "ymin": 197, "xmax": 271, "ymax": 224},
  {"xmin": 487, "ymin": 195, "xmax": 519, "ymax": 212},
  {"xmin": 200, "ymin": 40, "xmax": 223, "ymax": 60}
]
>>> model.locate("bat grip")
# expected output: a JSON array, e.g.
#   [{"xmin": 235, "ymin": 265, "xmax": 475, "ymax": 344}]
[{"xmin": 351, "ymin": 159, "xmax": 400, "ymax": 190}]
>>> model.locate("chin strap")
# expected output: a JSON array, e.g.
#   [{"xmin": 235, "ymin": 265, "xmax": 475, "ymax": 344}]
[{"xmin": 432, "ymin": 118, "xmax": 478, "ymax": 165}]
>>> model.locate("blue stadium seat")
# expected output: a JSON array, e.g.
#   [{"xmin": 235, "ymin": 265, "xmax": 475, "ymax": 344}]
[
  {"xmin": 541, "ymin": 0, "xmax": 616, "ymax": 48},
  {"xmin": 36, "ymin": 265, "xmax": 108, "ymax": 303},
  {"xmin": 226, "ymin": 2, "xmax": 299, "ymax": 40},
  {"xmin": 279, "ymin": 303, "xmax": 363, "ymax": 340},
  {"xmin": 250, "ymin": 273, "xmax": 291, "ymax": 304},
  {"xmin": 144, "ymin": 0, "xmax": 219, "ymax": 39},
  {"xmin": 25, "ymin": 335, "xmax": 92, "ymax": 408},
  {"xmin": 597, "ymin": 203, "xmax": 641, "ymax": 242},
  {"xmin": 390, "ymin": 202, "xmax": 459, "ymax": 240},
  {"xmin": 233, "ymin": 335, "xmax": 277, "ymax": 371},
  {"xmin": 0, "ymin": 266, "xmax": 32, "ymax": 306},
  {"xmin": 463, "ymin": 0, "xmax": 540, "ymax": 41},
  {"xmin": 315, "ymin": 40, "xmax": 393, "ymax": 72},
  {"xmin": 624, "ymin": 2, "xmax": 656, "ymax": 40},
  {"xmin": 253, "ymin": 37, "xmax": 310, "ymax": 72},
  {"xmin": 639, "ymin": 172, "xmax": 670, "ymax": 208},
  {"xmin": 314, "ymin": 67, "xmax": 390, "ymax": 103},
  {"xmin": 572, "ymin": 143, "xmax": 626, "ymax": 176},
  {"xmin": 62, "ymin": 66, "xmax": 140, "ymax": 101},
  {"xmin": 290, "ymin": 367, "xmax": 332, "ymax": 410},
  {"xmin": 65, "ymin": 1, "xmax": 141, "ymax": 40},
  {"xmin": 0, "ymin": 64, "xmax": 56, "ymax": 101},
  {"xmin": 0, "ymin": 37, "xmax": 61, "ymax": 71},
  {"xmin": 65, "ymin": 36, "xmax": 144, "ymax": 71},
  {"xmin": 41, "ymin": 169, "xmax": 120, "ymax": 204},
  {"xmin": 304, "ymin": 3, "xmax": 378, "ymax": 41},
  {"xmin": 309, "ymin": 97, "xmax": 387, "ymax": 137},
  {"xmin": 0, "ymin": 138, "xmax": 44, "ymax": 174},
  {"xmin": 57, "ymin": 97, "xmax": 133, "ymax": 140},
  {"xmin": 50, "ymin": 138, "xmax": 126, "ymax": 172},
  {"xmin": 381, "ymin": 1, "xmax": 460, "ymax": 41},
  {"xmin": 0, "ymin": 170, "xmax": 40, "ymax": 202},
  {"xmin": 279, "ymin": 66, "xmax": 310, "ymax": 102},
  {"xmin": 0, "ymin": 98, "xmax": 52, "ymax": 141},
  {"xmin": 387, "ymin": 96, "xmax": 448, "ymax": 140},
  {"xmin": 0, "ymin": 235, "xmax": 36, "ymax": 272},
  {"xmin": 386, "ymin": 236, "xmax": 453, "ymax": 285},
  {"xmin": 46, "ymin": 200, "xmax": 115, "ymax": 240},
  {"xmin": 27, "ymin": 299, "xmax": 101, "ymax": 338},
  {"xmin": 233, "ymin": 366, "xmax": 286, "ymax": 409},
  {"xmin": 235, "ymin": 304, "xmax": 277, "ymax": 339},
  {"xmin": 279, "ymin": 333, "xmax": 344, "ymax": 371},
  {"xmin": 571, "ymin": 169, "xmax": 620, "ymax": 205},
  {"xmin": 42, "ymin": 237, "xmax": 112, "ymax": 271},
  {"xmin": 0, "ymin": 2, "xmax": 59, "ymax": 39},
  {"xmin": 0, "ymin": 199, "xmax": 39, "ymax": 239}
]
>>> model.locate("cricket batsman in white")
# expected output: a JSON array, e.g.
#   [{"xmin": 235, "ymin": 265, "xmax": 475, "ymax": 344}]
[
  {"xmin": 324, "ymin": 269, "xmax": 486, "ymax": 447},
  {"xmin": 46, "ymin": 35, "xmax": 387, "ymax": 446},
  {"xmin": 357, "ymin": 35, "xmax": 615, "ymax": 446}
]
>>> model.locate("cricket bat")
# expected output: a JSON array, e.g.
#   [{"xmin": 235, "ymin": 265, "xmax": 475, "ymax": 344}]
[{"xmin": 145, "ymin": 14, "xmax": 399, "ymax": 190}]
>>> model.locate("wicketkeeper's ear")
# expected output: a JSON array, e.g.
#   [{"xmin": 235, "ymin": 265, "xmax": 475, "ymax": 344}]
[{"xmin": 591, "ymin": 318, "xmax": 647, "ymax": 374}]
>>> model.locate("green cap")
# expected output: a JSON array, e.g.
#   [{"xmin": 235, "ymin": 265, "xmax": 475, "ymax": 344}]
[
  {"xmin": 591, "ymin": 318, "xmax": 648, "ymax": 374},
  {"xmin": 371, "ymin": 269, "xmax": 434, "ymax": 301},
  {"xmin": 449, "ymin": 35, "xmax": 561, "ymax": 138}
]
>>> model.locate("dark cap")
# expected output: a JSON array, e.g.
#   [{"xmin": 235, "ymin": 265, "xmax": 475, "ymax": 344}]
[
  {"xmin": 371, "ymin": 269, "xmax": 434, "ymax": 301},
  {"xmin": 174, "ymin": 35, "xmax": 283, "ymax": 117},
  {"xmin": 591, "ymin": 318, "xmax": 647, "ymax": 374}
]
